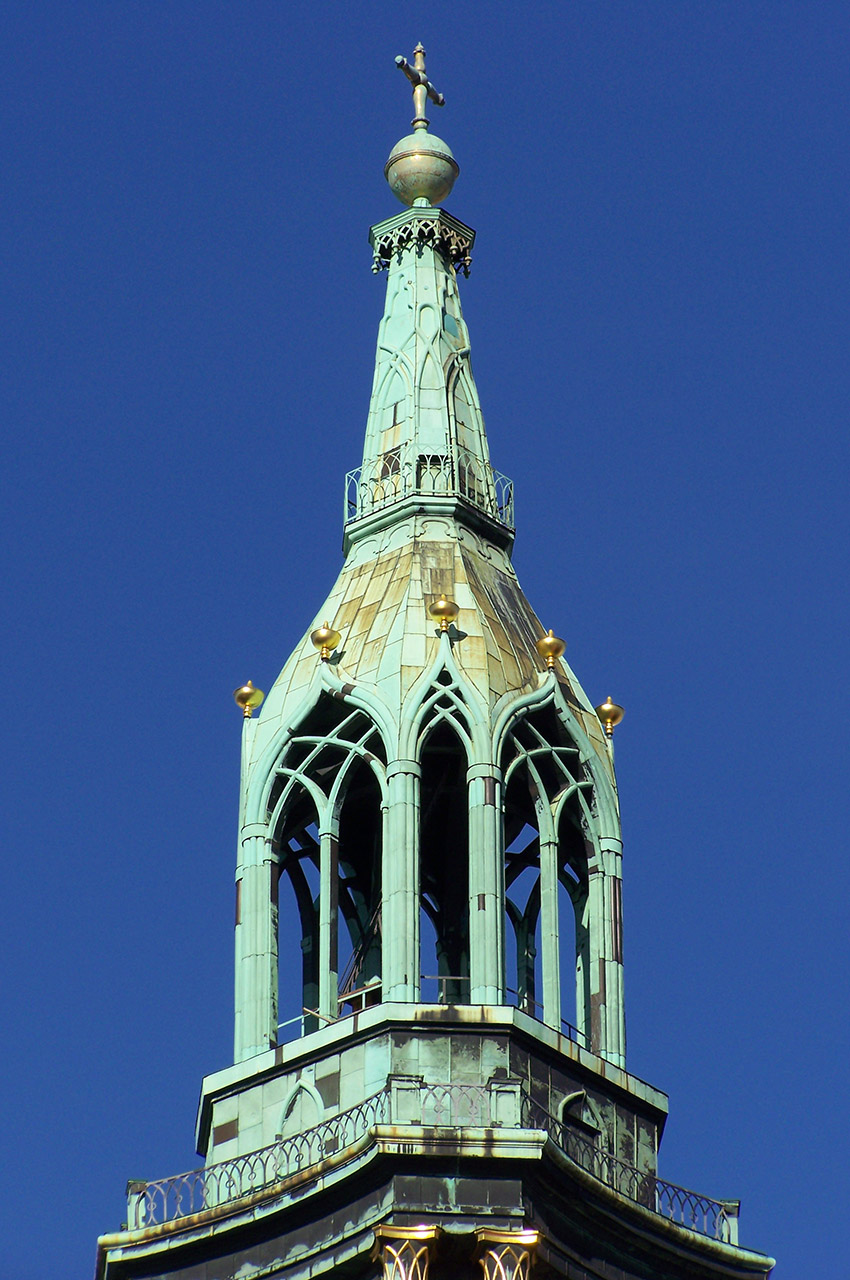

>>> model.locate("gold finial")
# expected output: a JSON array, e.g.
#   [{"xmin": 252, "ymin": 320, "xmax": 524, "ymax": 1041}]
[
  {"xmin": 427, "ymin": 594, "xmax": 459, "ymax": 632},
  {"xmin": 596, "ymin": 696, "xmax": 624, "ymax": 738},
  {"xmin": 233, "ymin": 680, "xmax": 265, "ymax": 719},
  {"xmin": 395, "ymin": 43, "xmax": 445, "ymax": 131},
  {"xmin": 536, "ymin": 629, "xmax": 566, "ymax": 670},
  {"xmin": 310, "ymin": 621, "xmax": 341, "ymax": 662}
]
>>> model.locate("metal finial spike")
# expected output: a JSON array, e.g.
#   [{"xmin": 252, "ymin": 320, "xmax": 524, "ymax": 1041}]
[
  {"xmin": 536, "ymin": 629, "xmax": 566, "ymax": 670},
  {"xmin": 233, "ymin": 680, "xmax": 265, "ymax": 719},
  {"xmin": 395, "ymin": 43, "xmax": 445, "ymax": 130},
  {"xmin": 596, "ymin": 696, "xmax": 625, "ymax": 739},
  {"xmin": 310, "ymin": 621, "xmax": 342, "ymax": 662},
  {"xmin": 427, "ymin": 594, "xmax": 459, "ymax": 633}
]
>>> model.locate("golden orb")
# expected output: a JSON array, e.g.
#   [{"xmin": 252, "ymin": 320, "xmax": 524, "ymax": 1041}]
[
  {"xmin": 596, "ymin": 696, "xmax": 624, "ymax": 738},
  {"xmin": 427, "ymin": 594, "xmax": 459, "ymax": 632},
  {"xmin": 536, "ymin": 629, "xmax": 566, "ymax": 669},
  {"xmin": 233, "ymin": 680, "xmax": 265, "ymax": 718},
  {"xmin": 385, "ymin": 132, "xmax": 459, "ymax": 207},
  {"xmin": 310, "ymin": 621, "xmax": 342, "ymax": 661}
]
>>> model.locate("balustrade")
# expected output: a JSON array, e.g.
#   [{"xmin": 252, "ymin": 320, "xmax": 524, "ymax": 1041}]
[
  {"xmin": 126, "ymin": 1078, "xmax": 739, "ymax": 1246},
  {"xmin": 344, "ymin": 446, "xmax": 514, "ymax": 529}
]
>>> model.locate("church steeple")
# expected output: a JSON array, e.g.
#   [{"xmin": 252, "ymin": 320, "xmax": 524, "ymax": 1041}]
[
  {"xmin": 97, "ymin": 51, "xmax": 774, "ymax": 1280},
  {"xmin": 347, "ymin": 47, "xmax": 509, "ymax": 550},
  {"xmin": 235, "ymin": 47, "xmax": 624, "ymax": 1069}
]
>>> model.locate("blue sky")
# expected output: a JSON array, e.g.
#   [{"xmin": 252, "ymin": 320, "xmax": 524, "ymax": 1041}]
[{"xmin": 2, "ymin": 4, "xmax": 848, "ymax": 1276}]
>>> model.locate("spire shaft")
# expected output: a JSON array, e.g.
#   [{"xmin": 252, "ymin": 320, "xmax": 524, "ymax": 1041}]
[{"xmin": 345, "ymin": 208, "xmax": 514, "ymax": 545}]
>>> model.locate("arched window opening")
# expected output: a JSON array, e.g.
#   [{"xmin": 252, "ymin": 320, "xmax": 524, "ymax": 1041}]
[
  {"xmin": 558, "ymin": 794, "xmax": 591, "ymax": 1048},
  {"xmin": 276, "ymin": 806, "xmax": 320, "ymax": 1039},
  {"xmin": 336, "ymin": 756, "xmax": 382, "ymax": 1016},
  {"xmin": 419, "ymin": 722, "xmax": 469, "ymax": 1004},
  {"xmin": 268, "ymin": 696, "xmax": 387, "ymax": 1041},
  {"xmin": 505, "ymin": 847, "xmax": 542, "ymax": 1016},
  {"xmin": 501, "ymin": 707, "xmax": 594, "ymax": 1040}
]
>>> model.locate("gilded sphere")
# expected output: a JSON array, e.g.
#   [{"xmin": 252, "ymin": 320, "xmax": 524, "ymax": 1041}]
[
  {"xmin": 536, "ymin": 629, "xmax": 566, "ymax": 664},
  {"xmin": 310, "ymin": 622, "xmax": 341, "ymax": 654},
  {"xmin": 427, "ymin": 594, "xmax": 459, "ymax": 630},
  {"xmin": 233, "ymin": 680, "xmax": 265, "ymax": 716},
  {"xmin": 595, "ymin": 696, "xmax": 625, "ymax": 737},
  {"xmin": 385, "ymin": 131, "xmax": 459, "ymax": 207}
]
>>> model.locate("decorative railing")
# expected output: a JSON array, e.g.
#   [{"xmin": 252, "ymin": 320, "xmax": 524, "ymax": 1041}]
[
  {"xmin": 521, "ymin": 1098, "xmax": 739, "ymax": 1244},
  {"xmin": 419, "ymin": 1081, "xmax": 491, "ymax": 1127},
  {"xmin": 127, "ymin": 1080, "xmax": 739, "ymax": 1246},
  {"xmin": 344, "ymin": 445, "xmax": 514, "ymax": 529},
  {"xmin": 127, "ymin": 1089, "xmax": 388, "ymax": 1230}
]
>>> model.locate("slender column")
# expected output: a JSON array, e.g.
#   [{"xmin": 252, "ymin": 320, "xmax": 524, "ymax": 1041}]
[
  {"xmin": 373, "ymin": 1225, "xmax": 439, "ymax": 1280},
  {"xmin": 318, "ymin": 821, "xmax": 339, "ymax": 1021},
  {"xmin": 383, "ymin": 760, "xmax": 421, "ymax": 1001},
  {"xmin": 234, "ymin": 823, "xmax": 278, "ymax": 1062},
  {"xmin": 474, "ymin": 1229, "xmax": 538, "ymax": 1280},
  {"xmin": 586, "ymin": 836, "xmax": 625, "ymax": 1066},
  {"xmin": 539, "ymin": 834, "xmax": 561, "ymax": 1031},
  {"xmin": 586, "ymin": 856, "xmax": 605, "ymax": 1055},
  {"xmin": 467, "ymin": 765, "xmax": 503, "ymax": 1003},
  {"xmin": 600, "ymin": 835, "xmax": 625, "ymax": 1066}
]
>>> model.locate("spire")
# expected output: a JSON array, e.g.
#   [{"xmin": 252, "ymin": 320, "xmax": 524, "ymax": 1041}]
[
  {"xmin": 235, "ymin": 49, "xmax": 623, "ymax": 1072},
  {"xmin": 98, "ymin": 53, "xmax": 775, "ymax": 1280},
  {"xmin": 344, "ymin": 46, "xmax": 513, "ymax": 550}
]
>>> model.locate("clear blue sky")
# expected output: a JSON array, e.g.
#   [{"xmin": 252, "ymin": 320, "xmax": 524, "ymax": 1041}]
[{"xmin": 2, "ymin": 4, "xmax": 847, "ymax": 1276}]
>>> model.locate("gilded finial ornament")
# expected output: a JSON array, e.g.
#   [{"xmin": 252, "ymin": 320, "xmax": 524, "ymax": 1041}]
[
  {"xmin": 596, "ymin": 696, "xmax": 624, "ymax": 738},
  {"xmin": 428, "ymin": 594, "xmax": 459, "ymax": 632},
  {"xmin": 233, "ymin": 680, "xmax": 265, "ymax": 718},
  {"xmin": 395, "ymin": 42, "xmax": 445, "ymax": 130},
  {"xmin": 536, "ymin": 629, "xmax": 566, "ymax": 669},
  {"xmin": 310, "ymin": 621, "xmax": 342, "ymax": 662},
  {"xmin": 385, "ymin": 44, "xmax": 459, "ymax": 207}
]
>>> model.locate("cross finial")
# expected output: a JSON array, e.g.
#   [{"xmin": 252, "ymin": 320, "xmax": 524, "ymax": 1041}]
[{"xmin": 395, "ymin": 43, "xmax": 445, "ymax": 131}]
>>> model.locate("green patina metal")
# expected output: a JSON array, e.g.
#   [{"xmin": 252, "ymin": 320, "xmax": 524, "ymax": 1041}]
[
  {"xmin": 96, "ymin": 48, "xmax": 774, "ymax": 1280},
  {"xmin": 232, "ymin": 143, "xmax": 627, "ymax": 1068}
]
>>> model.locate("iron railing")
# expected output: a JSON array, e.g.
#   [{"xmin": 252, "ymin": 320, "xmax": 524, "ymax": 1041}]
[
  {"xmin": 521, "ymin": 1097, "xmax": 739, "ymax": 1243},
  {"xmin": 345, "ymin": 445, "xmax": 514, "ymax": 529},
  {"xmin": 127, "ymin": 1080, "xmax": 739, "ymax": 1245},
  {"xmin": 419, "ymin": 1081, "xmax": 491, "ymax": 1127},
  {"xmin": 127, "ymin": 1089, "xmax": 388, "ymax": 1230}
]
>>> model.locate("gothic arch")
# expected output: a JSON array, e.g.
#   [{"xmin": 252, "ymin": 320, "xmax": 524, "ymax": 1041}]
[
  {"xmin": 418, "ymin": 713, "xmax": 471, "ymax": 1004},
  {"xmin": 400, "ymin": 633, "xmax": 490, "ymax": 765},
  {"xmin": 500, "ymin": 699, "xmax": 599, "ymax": 1042},
  {"xmin": 493, "ymin": 679, "xmax": 621, "ymax": 843},
  {"xmin": 242, "ymin": 661, "xmax": 396, "ymax": 830},
  {"xmin": 278, "ymin": 1078, "xmax": 324, "ymax": 1138},
  {"xmin": 261, "ymin": 692, "xmax": 388, "ymax": 1034}
]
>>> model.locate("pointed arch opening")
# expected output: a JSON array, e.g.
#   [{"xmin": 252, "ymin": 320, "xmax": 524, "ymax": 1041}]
[
  {"xmin": 503, "ymin": 818, "xmax": 543, "ymax": 1017},
  {"xmin": 266, "ymin": 694, "xmax": 387, "ymax": 1041},
  {"xmin": 501, "ymin": 704, "xmax": 593, "ymax": 1047},
  {"xmin": 335, "ymin": 754, "xmax": 383, "ymax": 1014},
  {"xmin": 275, "ymin": 792, "xmax": 321, "ymax": 1038},
  {"xmin": 419, "ymin": 720, "xmax": 470, "ymax": 1004},
  {"xmin": 557, "ymin": 788, "xmax": 594, "ymax": 1045}
]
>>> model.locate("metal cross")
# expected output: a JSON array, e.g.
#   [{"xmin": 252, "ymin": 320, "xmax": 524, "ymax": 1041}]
[{"xmin": 395, "ymin": 43, "xmax": 445, "ymax": 130}]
